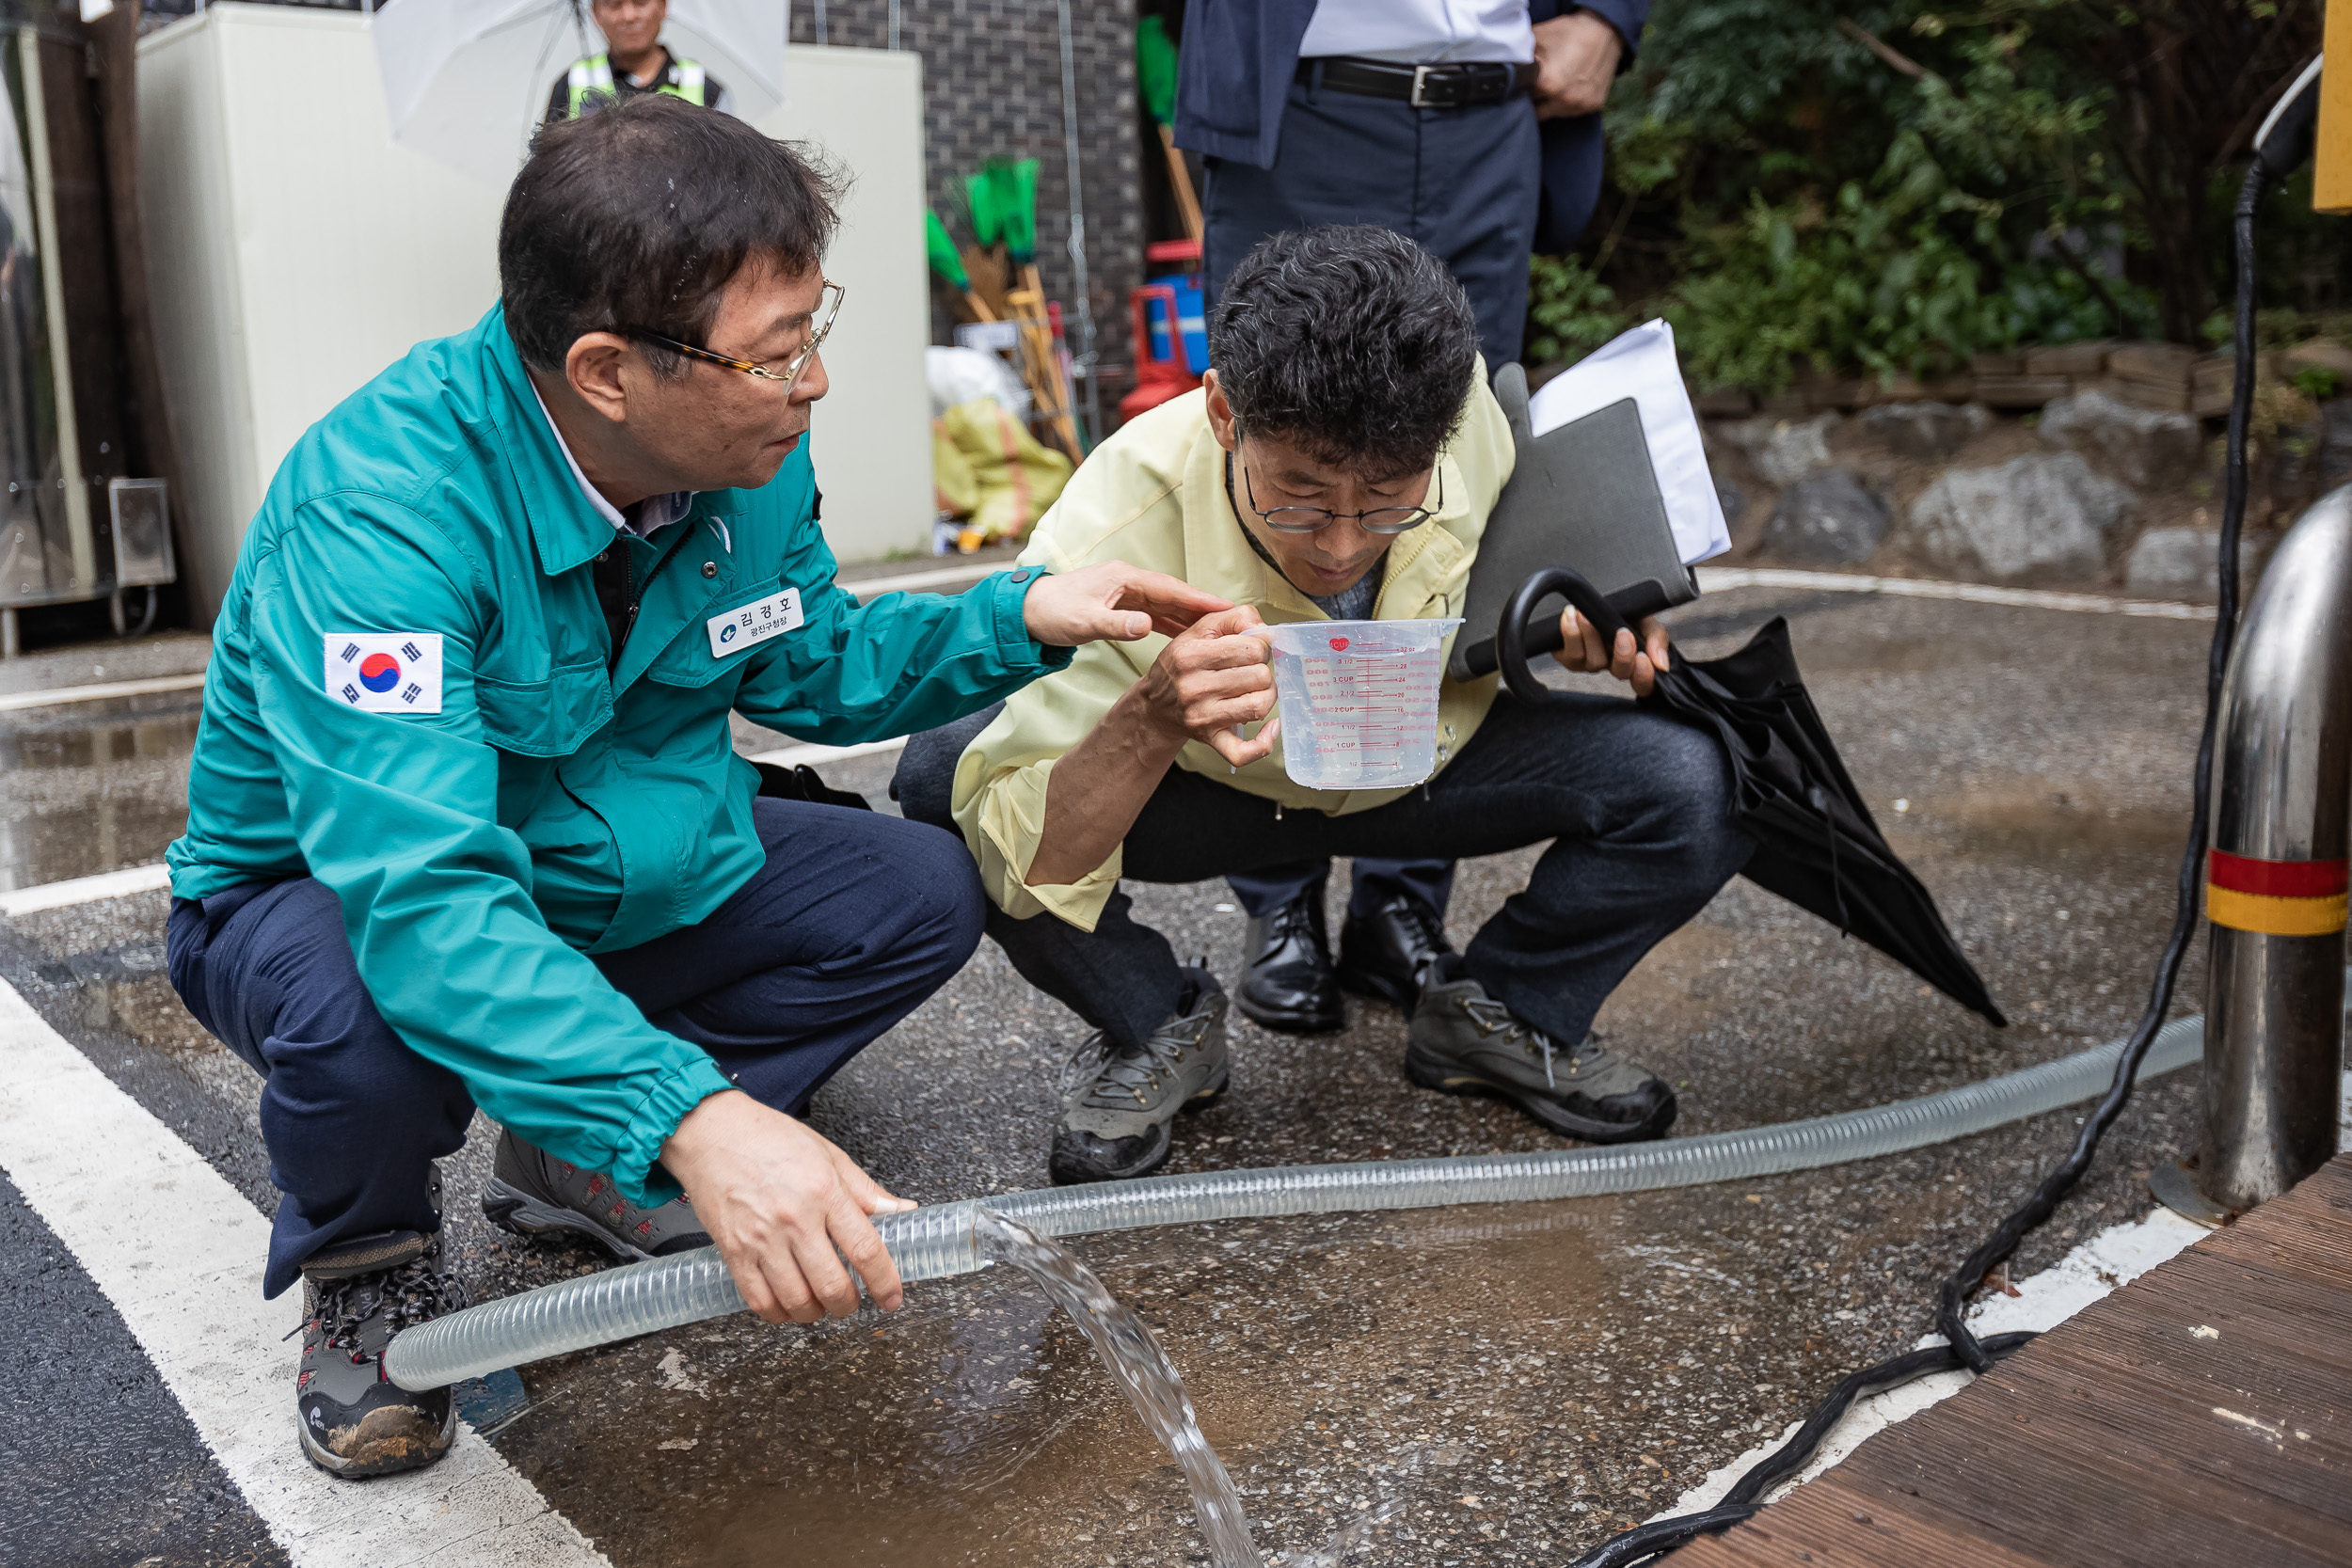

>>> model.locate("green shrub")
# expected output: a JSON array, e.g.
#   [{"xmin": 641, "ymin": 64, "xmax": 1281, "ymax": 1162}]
[
  {"xmin": 1536, "ymin": 0, "xmax": 2328, "ymax": 388},
  {"xmin": 1525, "ymin": 254, "xmax": 1630, "ymax": 365}
]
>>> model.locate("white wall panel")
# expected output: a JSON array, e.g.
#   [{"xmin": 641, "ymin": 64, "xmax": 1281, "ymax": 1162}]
[{"xmin": 137, "ymin": 9, "xmax": 931, "ymax": 625}]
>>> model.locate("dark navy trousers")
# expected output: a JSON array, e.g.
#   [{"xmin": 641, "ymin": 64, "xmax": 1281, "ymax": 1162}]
[
  {"xmin": 1203, "ymin": 74, "xmax": 1544, "ymax": 925},
  {"xmin": 1202, "ymin": 73, "xmax": 1544, "ymax": 368},
  {"xmin": 167, "ymin": 797, "xmax": 985, "ymax": 1297},
  {"xmin": 898, "ymin": 693, "xmax": 1754, "ymax": 1054}
]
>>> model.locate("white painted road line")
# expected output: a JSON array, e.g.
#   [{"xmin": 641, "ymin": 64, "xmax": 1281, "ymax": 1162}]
[
  {"xmin": 844, "ymin": 562, "xmax": 1001, "ymax": 598},
  {"xmin": 745, "ymin": 736, "xmax": 912, "ymax": 770},
  {"xmin": 0, "ymin": 672, "xmax": 208, "ymax": 712},
  {"xmin": 0, "ymin": 862, "xmax": 175, "ymax": 916},
  {"xmin": 1696, "ymin": 566, "xmax": 2216, "ymax": 621},
  {"xmin": 0, "ymin": 976, "xmax": 609, "ymax": 1568},
  {"xmin": 1658, "ymin": 1206, "xmax": 2211, "ymax": 1522},
  {"xmin": 740, "ymin": 569, "xmax": 2208, "ymax": 780},
  {"xmin": 1656, "ymin": 1071, "xmax": 2352, "ymax": 1523}
]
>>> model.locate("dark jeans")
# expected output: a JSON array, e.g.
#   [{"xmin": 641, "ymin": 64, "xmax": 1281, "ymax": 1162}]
[
  {"xmin": 897, "ymin": 692, "xmax": 1754, "ymax": 1053},
  {"xmin": 1225, "ymin": 857, "xmax": 1455, "ymax": 924},
  {"xmin": 167, "ymin": 798, "xmax": 985, "ymax": 1296},
  {"xmin": 1202, "ymin": 73, "xmax": 1543, "ymax": 366}
]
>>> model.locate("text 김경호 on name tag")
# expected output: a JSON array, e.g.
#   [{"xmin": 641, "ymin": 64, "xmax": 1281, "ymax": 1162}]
[{"xmin": 707, "ymin": 587, "xmax": 803, "ymax": 657}]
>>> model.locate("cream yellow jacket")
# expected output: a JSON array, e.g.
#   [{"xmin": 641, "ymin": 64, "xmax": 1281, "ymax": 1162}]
[{"xmin": 949, "ymin": 375, "xmax": 1518, "ymax": 929}]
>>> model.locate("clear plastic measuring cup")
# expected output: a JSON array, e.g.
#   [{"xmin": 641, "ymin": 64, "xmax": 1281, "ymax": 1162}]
[{"xmin": 1267, "ymin": 618, "xmax": 1464, "ymax": 790}]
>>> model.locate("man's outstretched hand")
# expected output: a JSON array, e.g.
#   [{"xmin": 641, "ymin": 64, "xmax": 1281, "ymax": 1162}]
[
  {"xmin": 1022, "ymin": 562, "xmax": 1233, "ymax": 646},
  {"xmin": 660, "ymin": 1089, "xmax": 915, "ymax": 1324}
]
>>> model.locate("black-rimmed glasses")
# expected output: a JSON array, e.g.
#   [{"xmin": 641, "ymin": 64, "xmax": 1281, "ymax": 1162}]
[
  {"xmin": 1232, "ymin": 451, "xmax": 1440, "ymax": 535},
  {"xmin": 621, "ymin": 280, "xmax": 844, "ymax": 394}
]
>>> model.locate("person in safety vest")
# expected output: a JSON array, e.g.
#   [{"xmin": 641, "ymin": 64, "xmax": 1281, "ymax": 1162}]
[
  {"xmin": 545, "ymin": 0, "xmax": 727, "ymax": 121},
  {"xmin": 163, "ymin": 97, "xmax": 1222, "ymax": 1481}
]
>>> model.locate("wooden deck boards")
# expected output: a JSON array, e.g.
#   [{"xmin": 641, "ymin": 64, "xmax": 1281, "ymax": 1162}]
[{"xmin": 1669, "ymin": 1154, "xmax": 2352, "ymax": 1568}]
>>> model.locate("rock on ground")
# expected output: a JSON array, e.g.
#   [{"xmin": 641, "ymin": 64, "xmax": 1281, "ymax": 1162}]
[
  {"xmin": 1857, "ymin": 401, "xmax": 1991, "ymax": 461},
  {"xmin": 1760, "ymin": 468, "xmax": 1890, "ymax": 565},
  {"xmin": 1902, "ymin": 451, "xmax": 2134, "ymax": 580},
  {"xmin": 1715, "ymin": 475, "xmax": 1749, "ymax": 529},
  {"xmin": 1718, "ymin": 412, "xmax": 1837, "ymax": 486},
  {"xmin": 2122, "ymin": 526, "xmax": 2272, "ymax": 600},
  {"xmin": 2037, "ymin": 390, "xmax": 2203, "ymax": 489}
]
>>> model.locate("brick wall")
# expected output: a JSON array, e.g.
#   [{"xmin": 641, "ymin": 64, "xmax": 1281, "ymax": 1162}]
[{"xmin": 787, "ymin": 0, "xmax": 1143, "ymax": 415}]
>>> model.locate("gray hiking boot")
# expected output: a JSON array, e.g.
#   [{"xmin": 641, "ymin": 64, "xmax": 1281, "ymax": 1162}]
[
  {"xmin": 1049, "ymin": 969, "xmax": 1231, "ymax": 1184},
  {"xmin": 295, "ymin": 1229, "xmax": 463, "ymax": 1478},
  {"xmin": 480, "ymin": 1128, "xmax": 711, "ymax": 1260},
  {"xmin": 1406, "ymin": 957, "xmax": 1676, "ymax": 1143}
]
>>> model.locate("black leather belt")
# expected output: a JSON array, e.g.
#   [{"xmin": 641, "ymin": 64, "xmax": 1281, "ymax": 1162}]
[{"xmin": 1297, "ymin": 55, "xmax": 1536, "ymax": 109}]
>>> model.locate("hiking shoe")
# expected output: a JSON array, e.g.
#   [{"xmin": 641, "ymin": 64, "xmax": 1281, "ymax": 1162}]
[
  {"xmin": 1406, "ymin": 958, "xmax": 1676, "ymax": 1143},
  {"xmin": 1236, "ymin": 886, "xmax": 1343, "ymax": 1034},
  {"xmin": 480, "ymin": 1128, "xmax": 711, "ymax": 1261},
  {"xmin": 294, "ymin": 1229, "xmax": 463, "ymax": 1478},
  {"xmin": 1336, "ymin": 892, "xmax": 1455, "ymax": 1016},
  {"xmin": 1050, "ymin": 969, "xmax": 1231, "ymax": 1184}
]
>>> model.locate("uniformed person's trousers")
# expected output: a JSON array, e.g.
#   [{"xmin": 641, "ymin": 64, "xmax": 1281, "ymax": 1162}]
[{"xmin": 166, "ymin": 797, "xmax": 985, "ymax": 1297}]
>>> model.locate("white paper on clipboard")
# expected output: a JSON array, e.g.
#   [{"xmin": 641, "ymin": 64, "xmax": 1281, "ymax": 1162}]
[{"xmin": 1525, "ymin": 319, "xmax": 1731, "ymax": 565}]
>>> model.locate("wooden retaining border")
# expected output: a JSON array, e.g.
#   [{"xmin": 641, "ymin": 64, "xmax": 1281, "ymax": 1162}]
[{"xmin": 1670, "ymin": 1153, "xmax": 2352, "ymax": 1567}]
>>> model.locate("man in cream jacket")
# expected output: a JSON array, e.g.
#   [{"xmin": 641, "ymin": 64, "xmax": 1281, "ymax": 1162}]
[{"xmin": 898, "ymin": 228, "xmax": 1752, "ymax": 1183}]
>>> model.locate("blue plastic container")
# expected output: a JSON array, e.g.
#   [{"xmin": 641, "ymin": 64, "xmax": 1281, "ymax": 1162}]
[{"xmin": 1169, "ymin": 277, "xmax": 1208, "ymax": 373}]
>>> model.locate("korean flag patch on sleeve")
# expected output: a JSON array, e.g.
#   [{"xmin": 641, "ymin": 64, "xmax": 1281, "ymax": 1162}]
[{"xmin": 324, "ymin": 633, "xmax": 444, "ymax": 714}]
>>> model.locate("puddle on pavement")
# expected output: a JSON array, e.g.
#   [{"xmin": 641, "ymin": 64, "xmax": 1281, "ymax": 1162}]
[
  {"xmin": 497, "ymin": 1204, "xmax": 1629, "ymax": 1566},
  {"xmin": 0, "ymin": 695, "xmax": 198, "ymax": 891},
  {"xmin": 1907, "ymin": 784, "xmax": 2185, "ymax": 865},
  {"xmin": 975, "ymin": 1212, "xmax": 1259, "ymax": 1564}
]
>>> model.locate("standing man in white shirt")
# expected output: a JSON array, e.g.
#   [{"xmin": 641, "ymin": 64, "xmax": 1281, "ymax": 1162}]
[{"xmin": 1170, "ymin": 0, "xmax": 1647, "ymax": 1042}]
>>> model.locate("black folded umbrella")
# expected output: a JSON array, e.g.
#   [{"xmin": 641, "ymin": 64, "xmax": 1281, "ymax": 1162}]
[{"xmin": 1498, "ymin": 567, "xmax": 2007, "ymax": 1028}]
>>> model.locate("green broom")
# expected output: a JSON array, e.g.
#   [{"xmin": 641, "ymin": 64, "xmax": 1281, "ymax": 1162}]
[
  {"xmin": 1136, "ymin": 16, "xmax": 1201, "ymax": 242},
  {"xmin": 965, "ymin": 159, "xmax": 1078, "ymax": 457},
  {"xmin": 926, "ymin": 210, "xmax": 996, "ymax": 322}
]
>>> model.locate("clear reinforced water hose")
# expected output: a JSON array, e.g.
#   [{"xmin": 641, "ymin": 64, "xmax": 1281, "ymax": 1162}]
[{"xmin": 384, "ymin": 1015, "xmax": 2201, "ymax": 1390}]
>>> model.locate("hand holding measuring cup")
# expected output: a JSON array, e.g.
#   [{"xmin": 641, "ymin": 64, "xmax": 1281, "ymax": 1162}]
[{"xmin": 1135, "ymin": 605, "xmax": 1281, "ymax": 768}]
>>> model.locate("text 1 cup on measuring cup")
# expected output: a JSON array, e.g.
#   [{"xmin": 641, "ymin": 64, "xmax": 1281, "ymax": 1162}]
[{"xmin": 1266, "ymin": 618, "xmax": 1463, "ymax": 791}]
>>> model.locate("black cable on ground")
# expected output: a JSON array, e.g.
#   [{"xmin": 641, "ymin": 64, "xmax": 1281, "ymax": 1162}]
[{"xmin": 1562, "ymin": 157, "xmax": 2274, "ymax": 1568}]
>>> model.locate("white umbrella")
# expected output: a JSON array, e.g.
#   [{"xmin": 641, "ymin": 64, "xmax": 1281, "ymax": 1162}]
[{"xmin": 372, "ymin": 0, "xmax": 784, "ymax": 188}]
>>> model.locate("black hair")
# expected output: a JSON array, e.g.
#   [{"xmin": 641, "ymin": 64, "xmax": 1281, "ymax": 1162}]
[
  {"xmin": 498, "ymin": 95, "xmax": 840, "ymax": 375},
  {"xmin": 1207, "ymin": 226, "xmax": 1479, "ymax": 479}
]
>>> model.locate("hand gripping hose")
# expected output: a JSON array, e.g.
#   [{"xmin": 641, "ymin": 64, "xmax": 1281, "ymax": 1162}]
[{"xmin": 382, "ymin": 1016, "xmax": 2201, "ymax": 1391}]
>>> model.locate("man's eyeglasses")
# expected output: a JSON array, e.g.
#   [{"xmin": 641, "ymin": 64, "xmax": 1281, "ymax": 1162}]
[
  {"xmin": 620, "ymin": 280, "xmax": 844, "ymax": 393},
  {"xmin": 1233, "ymin": 451, "xmax": 1440, "ymax": 535}
]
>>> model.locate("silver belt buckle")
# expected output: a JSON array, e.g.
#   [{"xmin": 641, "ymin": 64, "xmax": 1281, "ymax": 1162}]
[{"xmin": 1410, "ymin": 63, "xmax": 1438, "ymax": 108}]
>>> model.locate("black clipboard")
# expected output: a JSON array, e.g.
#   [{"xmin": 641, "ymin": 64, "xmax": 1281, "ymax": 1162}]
[{"xmin": 1450, "ymin": 362, "xmax": 1699, "ymax": 683}]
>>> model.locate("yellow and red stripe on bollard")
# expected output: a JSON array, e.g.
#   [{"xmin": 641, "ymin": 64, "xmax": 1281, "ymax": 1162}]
[{"xmin": 2205, "ymin": 849, "xmax": 2351, "ymax": 936}]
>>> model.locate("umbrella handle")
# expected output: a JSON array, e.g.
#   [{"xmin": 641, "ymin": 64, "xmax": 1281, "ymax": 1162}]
[{"xmin": 1498, "ymin": 567, "xmax": 1632, "ymax": 707}]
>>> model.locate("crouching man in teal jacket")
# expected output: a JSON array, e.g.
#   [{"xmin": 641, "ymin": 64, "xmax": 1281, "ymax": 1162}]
[{"xmin": 162, "ymin": 96, "xmax": 1220, "ymax": 1479}]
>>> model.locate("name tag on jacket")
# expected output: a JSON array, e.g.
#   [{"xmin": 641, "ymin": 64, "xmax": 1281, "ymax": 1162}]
[{"xmin": 706, "ymin": 587, "xmax": 803, "ymax": 657}]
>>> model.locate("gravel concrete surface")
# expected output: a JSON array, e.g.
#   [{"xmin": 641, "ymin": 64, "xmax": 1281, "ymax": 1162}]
[{"xmin": 0, "ymin": 582, "xmax": 2217, "ymax": 1566}]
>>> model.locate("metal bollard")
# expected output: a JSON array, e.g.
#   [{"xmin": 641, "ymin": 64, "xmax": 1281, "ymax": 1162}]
[{"xmin": 2158, "ymin": 486, "xmax": 2352, "ymax": 1223}]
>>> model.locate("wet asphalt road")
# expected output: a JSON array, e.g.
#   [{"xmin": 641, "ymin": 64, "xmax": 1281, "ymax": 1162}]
[{"xmin": 0, "ymin": 582, "xmax": 2217, "ymax": 1565}]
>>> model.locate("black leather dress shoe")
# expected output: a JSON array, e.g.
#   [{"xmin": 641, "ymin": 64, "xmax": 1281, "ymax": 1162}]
[
  {"xmin": 1236, "ymin": 890, "xmax": 1344, "ymax": 1033},
  {"xmin": 1335, "ymin": 894, "xmax": 1454, "ymax": 1015}
]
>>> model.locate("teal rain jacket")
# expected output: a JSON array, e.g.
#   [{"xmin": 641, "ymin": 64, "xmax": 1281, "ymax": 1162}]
[{"xmin": 167, "ymin": 308, "xmax": 1070, "ymax": 1204}]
